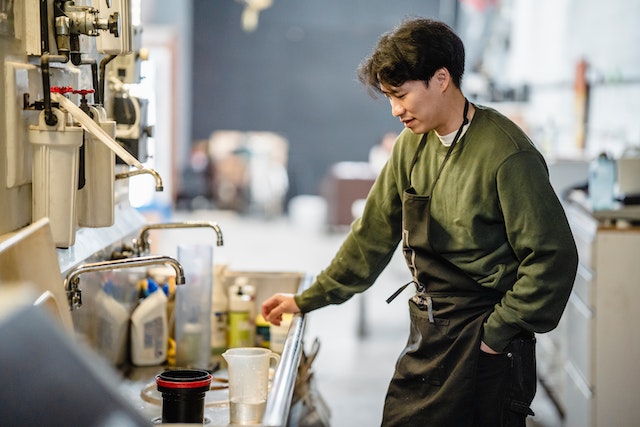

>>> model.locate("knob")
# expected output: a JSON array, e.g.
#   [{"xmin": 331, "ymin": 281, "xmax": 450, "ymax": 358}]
[{"xmin": 107, "ymin": 12, "xmax": 121, "ymax": 36}]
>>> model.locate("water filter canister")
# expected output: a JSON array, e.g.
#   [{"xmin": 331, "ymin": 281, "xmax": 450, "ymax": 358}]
[
  {"xmin": 29, "ymin": 108, "xmax": 84, "ymax": 248},
  {"xmin": 77, "ymin": 105, "xmax": 116, "ymax": 227}
]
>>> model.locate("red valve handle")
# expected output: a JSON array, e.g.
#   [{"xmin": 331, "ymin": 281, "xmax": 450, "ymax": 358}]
[
  {"xmin": 50, "ymin": 86, "xmax": 74, "ymax": 94},
  {"xmin": 73, "ymin": 89, "xmax": 95, "ymax": 96}
]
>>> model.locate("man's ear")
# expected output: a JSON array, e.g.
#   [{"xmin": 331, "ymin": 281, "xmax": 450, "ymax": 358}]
[{"xmin": 434, "ymin": 67, "xmax": 451, "ymax": 91}]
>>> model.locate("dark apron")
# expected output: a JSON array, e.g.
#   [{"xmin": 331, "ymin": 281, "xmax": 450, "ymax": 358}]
[{"xmin": 381, "ymin": 103, "xmax": 535, "ymax": 426}]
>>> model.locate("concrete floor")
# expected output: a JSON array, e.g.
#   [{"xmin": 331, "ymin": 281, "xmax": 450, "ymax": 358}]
[{"xmin": 156, "ymin": 208, "xmax": 564, "ymax": 427}]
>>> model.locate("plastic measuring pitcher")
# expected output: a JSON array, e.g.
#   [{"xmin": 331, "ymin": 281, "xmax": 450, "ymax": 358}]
[{"xmin": 222, "ymin": 347, "xmax": 280, "ymax": 425}]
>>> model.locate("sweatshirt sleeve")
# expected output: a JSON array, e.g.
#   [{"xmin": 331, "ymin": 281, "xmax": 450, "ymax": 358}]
[
  {"xmin": 482, "ymin": 151, "xmax": 578, "ymax": 351},
  {"xmin": 294, "ymin": 151, "xmax": 406, "ymax": 313}
]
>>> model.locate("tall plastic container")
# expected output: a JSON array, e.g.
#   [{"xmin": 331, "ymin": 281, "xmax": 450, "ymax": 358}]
[
  {"xmin": 589, "ymin": 152, "xmax": 616, "ymax": 211},
  {"xmin": 176, "ymin": 244, "xmax": 213, "ymax": 369},
  {"xmin": 29, "ymin": 109, "xmax": 84, "ymax": 247}
]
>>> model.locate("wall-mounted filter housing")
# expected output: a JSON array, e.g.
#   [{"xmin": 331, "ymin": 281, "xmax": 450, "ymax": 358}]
[
  {"xmin": 29, "ymin": 108, "xmax": 84, "ymax": 248},
  {"xmin": 77, "ymin": 105, "xmax": 116, "ymax": 227}
]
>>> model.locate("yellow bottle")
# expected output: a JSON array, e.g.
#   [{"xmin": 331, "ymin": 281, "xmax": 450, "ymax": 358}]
[{"xmin": 255, "ymin": 314, "xmax": 270, "ymax": 348}]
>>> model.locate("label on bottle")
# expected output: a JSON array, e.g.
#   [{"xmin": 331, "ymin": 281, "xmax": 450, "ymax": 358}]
[{"xmin": 143, "ymin": 316, "xmax": 165, "ymax": 357}]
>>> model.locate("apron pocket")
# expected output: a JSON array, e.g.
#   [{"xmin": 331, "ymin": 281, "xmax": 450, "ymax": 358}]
[{"xmin": 398, "ymin": 302, "xmax": 451, "ymax": 386}]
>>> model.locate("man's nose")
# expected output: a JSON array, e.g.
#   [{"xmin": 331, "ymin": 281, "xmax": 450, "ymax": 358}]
[{"xmin": 390, "ymin": 99, "xmax": 404, "ymax": 117}]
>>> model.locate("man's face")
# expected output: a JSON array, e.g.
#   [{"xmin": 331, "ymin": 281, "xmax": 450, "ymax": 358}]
[{"xmin": 380, "ymin": 78, "xmax": 442, "ymax": 134}]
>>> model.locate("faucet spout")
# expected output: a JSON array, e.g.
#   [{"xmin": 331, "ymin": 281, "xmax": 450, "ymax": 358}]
[
  {"xmin": 63, "ymin": 255, "xmax": 185, "ymax": 310},
  {"xmin": 115, "ymin": 167, "xmax": 164, "ymax": 191},
  {"xmin": 135, "ymin": 221, "xmax": 224, "ymax": 255}
]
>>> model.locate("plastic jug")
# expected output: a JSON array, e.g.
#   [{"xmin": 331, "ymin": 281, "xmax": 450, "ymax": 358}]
[
  {"xmin": 130, "ymin": 287, "xmax": 168, "ymax": 366},
  {"xmin": 589, "ymin": 152, "xmax": 616, "ymax": 210},
  {"xmin": 222, "ymin": 347, "xmax": 280, "ymax": 425}
]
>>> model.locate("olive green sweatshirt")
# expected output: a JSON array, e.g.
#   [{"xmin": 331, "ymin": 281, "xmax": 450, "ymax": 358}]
[{"xmin": 295, "ymin": 105, "xmax": 578, "ymax": 352}]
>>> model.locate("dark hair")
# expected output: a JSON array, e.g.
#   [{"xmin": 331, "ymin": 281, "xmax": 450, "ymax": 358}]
[{"xmin": 357, "ymin": 18, "xmax": 465, "ymax": 96}]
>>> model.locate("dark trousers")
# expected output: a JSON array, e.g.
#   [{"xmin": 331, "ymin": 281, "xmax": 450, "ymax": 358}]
[{"xmin": 472, "ymin": 337, "xmax": 536, "ymax": 427}]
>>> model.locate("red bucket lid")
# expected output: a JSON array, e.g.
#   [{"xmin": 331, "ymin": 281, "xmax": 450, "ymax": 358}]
[{"xmin": 156, "ymin": 369, "xmax": 212, "ymax": 389}]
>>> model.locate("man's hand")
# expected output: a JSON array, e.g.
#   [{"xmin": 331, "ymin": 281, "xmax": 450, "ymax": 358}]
[
  {"xmin": 480, "ymin": 340, "xmax": 500, "ymax": 354},
  {"xmin": 261, "ymin": 293, "xmax": 300, "ymax": 325}
]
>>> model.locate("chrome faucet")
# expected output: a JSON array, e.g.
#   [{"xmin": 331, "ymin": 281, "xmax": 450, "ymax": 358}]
[
  {"xmin": 115, "ymin": 167, "xmax": 164, "ymax": 191},
  {"xmin": 134, "ymin": 221, "xmax": 224, "ymax": 255},
  {"xmin": 64, "ymin": 255, "xmax": 185, "ymax": 310}
]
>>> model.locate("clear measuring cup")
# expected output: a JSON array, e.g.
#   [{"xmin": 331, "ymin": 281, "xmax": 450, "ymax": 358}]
[{"xmin": 222, "ymin": 347, "xmax": 281, "ymax": 425}]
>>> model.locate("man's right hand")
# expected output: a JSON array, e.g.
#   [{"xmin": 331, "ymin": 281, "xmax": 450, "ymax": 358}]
[{"xmin": 261, "ymin": 293, "xmax": 301, "ymax": 325}]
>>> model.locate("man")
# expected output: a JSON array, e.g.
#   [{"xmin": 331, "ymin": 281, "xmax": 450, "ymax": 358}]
[{"xmin": 262, "ymin": 18, "xmax": 578, "ymax": 426}]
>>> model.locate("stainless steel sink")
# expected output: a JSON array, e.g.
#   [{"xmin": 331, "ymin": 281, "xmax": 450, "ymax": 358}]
[{"xmin": 118, "ymin": 270, "xmax": 313, "ymax": 426}]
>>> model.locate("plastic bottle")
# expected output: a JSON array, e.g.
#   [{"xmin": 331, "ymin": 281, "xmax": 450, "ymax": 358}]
[
  {"xmin": 589, "ymin": 152, "xmax": 616, "ymax": 211},
  {"xmin": 269, "ymin": 313, "xmax": 293, "ymax": 354},
  {"xmin": 130, "ymin": 286, "xmax": 169, "ymax": 366},
  {"xmin": 93, "ymin": 283, "xmax": 130, "ymax": 366},
  {"xmin": 255, "ymin": 314, "xmax": 271, "ymax": 348},
  {"xmin": 228, "ymin": 277, "xmax": 255, "ymax": 348},
  {"xmin": 211, "ymin": 265, "xmax": 229, "ymax": 356}
]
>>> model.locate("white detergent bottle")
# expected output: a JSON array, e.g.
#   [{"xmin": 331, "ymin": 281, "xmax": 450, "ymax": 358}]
[
  {"xmin": 130, "ymin": 286, "xmax": 168, "ymax": 366},
  {"xmin": 94, "ymin": 284, "xmax": 130, "ymax": 366}
]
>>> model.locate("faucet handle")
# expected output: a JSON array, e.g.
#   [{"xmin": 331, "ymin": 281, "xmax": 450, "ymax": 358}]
[
  {"xmin": 131, "ymin": 237, "xmax": 149, "ymax": 256},
  {"xmin": 111, "ymin": 243, "xmax": 138, "ymax": 259},
  {"xmin": 67, "ymin": 287, "xmax": 82, "ymax": 310}
]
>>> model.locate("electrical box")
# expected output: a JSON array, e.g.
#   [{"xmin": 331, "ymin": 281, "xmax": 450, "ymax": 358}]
[
  {"xmin": 95, "ymin": 0, "xmax": 133, "ymax": 55},
  {"xmin": 108, "ymin": 25, "xmax": 144, "ymax": 83}
]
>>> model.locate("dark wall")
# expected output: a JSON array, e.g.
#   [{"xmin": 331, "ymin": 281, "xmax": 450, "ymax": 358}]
[{"xmin": 191, "ymin": 1, "xmax": 446, "ymax": 197}]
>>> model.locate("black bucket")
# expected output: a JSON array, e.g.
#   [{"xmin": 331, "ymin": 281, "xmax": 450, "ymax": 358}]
[{"xmin": 156, "ymin": 369, "xmax": 212, "ymax": 424}]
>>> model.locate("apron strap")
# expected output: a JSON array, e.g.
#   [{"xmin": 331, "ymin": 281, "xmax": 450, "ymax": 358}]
[
  {"xmin": 386, "ymin": 282, "xmax": 435, "ymax": 323},
  {"xmin": 407, "ymin": 98, "xmax": 470, "ymax": 193},
  {"xmin": 428, "ymin": 98, "xmax": 469, "ymax": 195},
  {"xmin": 386, "ymin": 280, "xmax": 415, "ymax": 304}
]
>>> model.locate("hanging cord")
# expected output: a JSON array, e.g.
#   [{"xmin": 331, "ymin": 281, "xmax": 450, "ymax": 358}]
[{"xmin": 428, "ymin": 98, "xmax": 470, "ymax": 196}]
